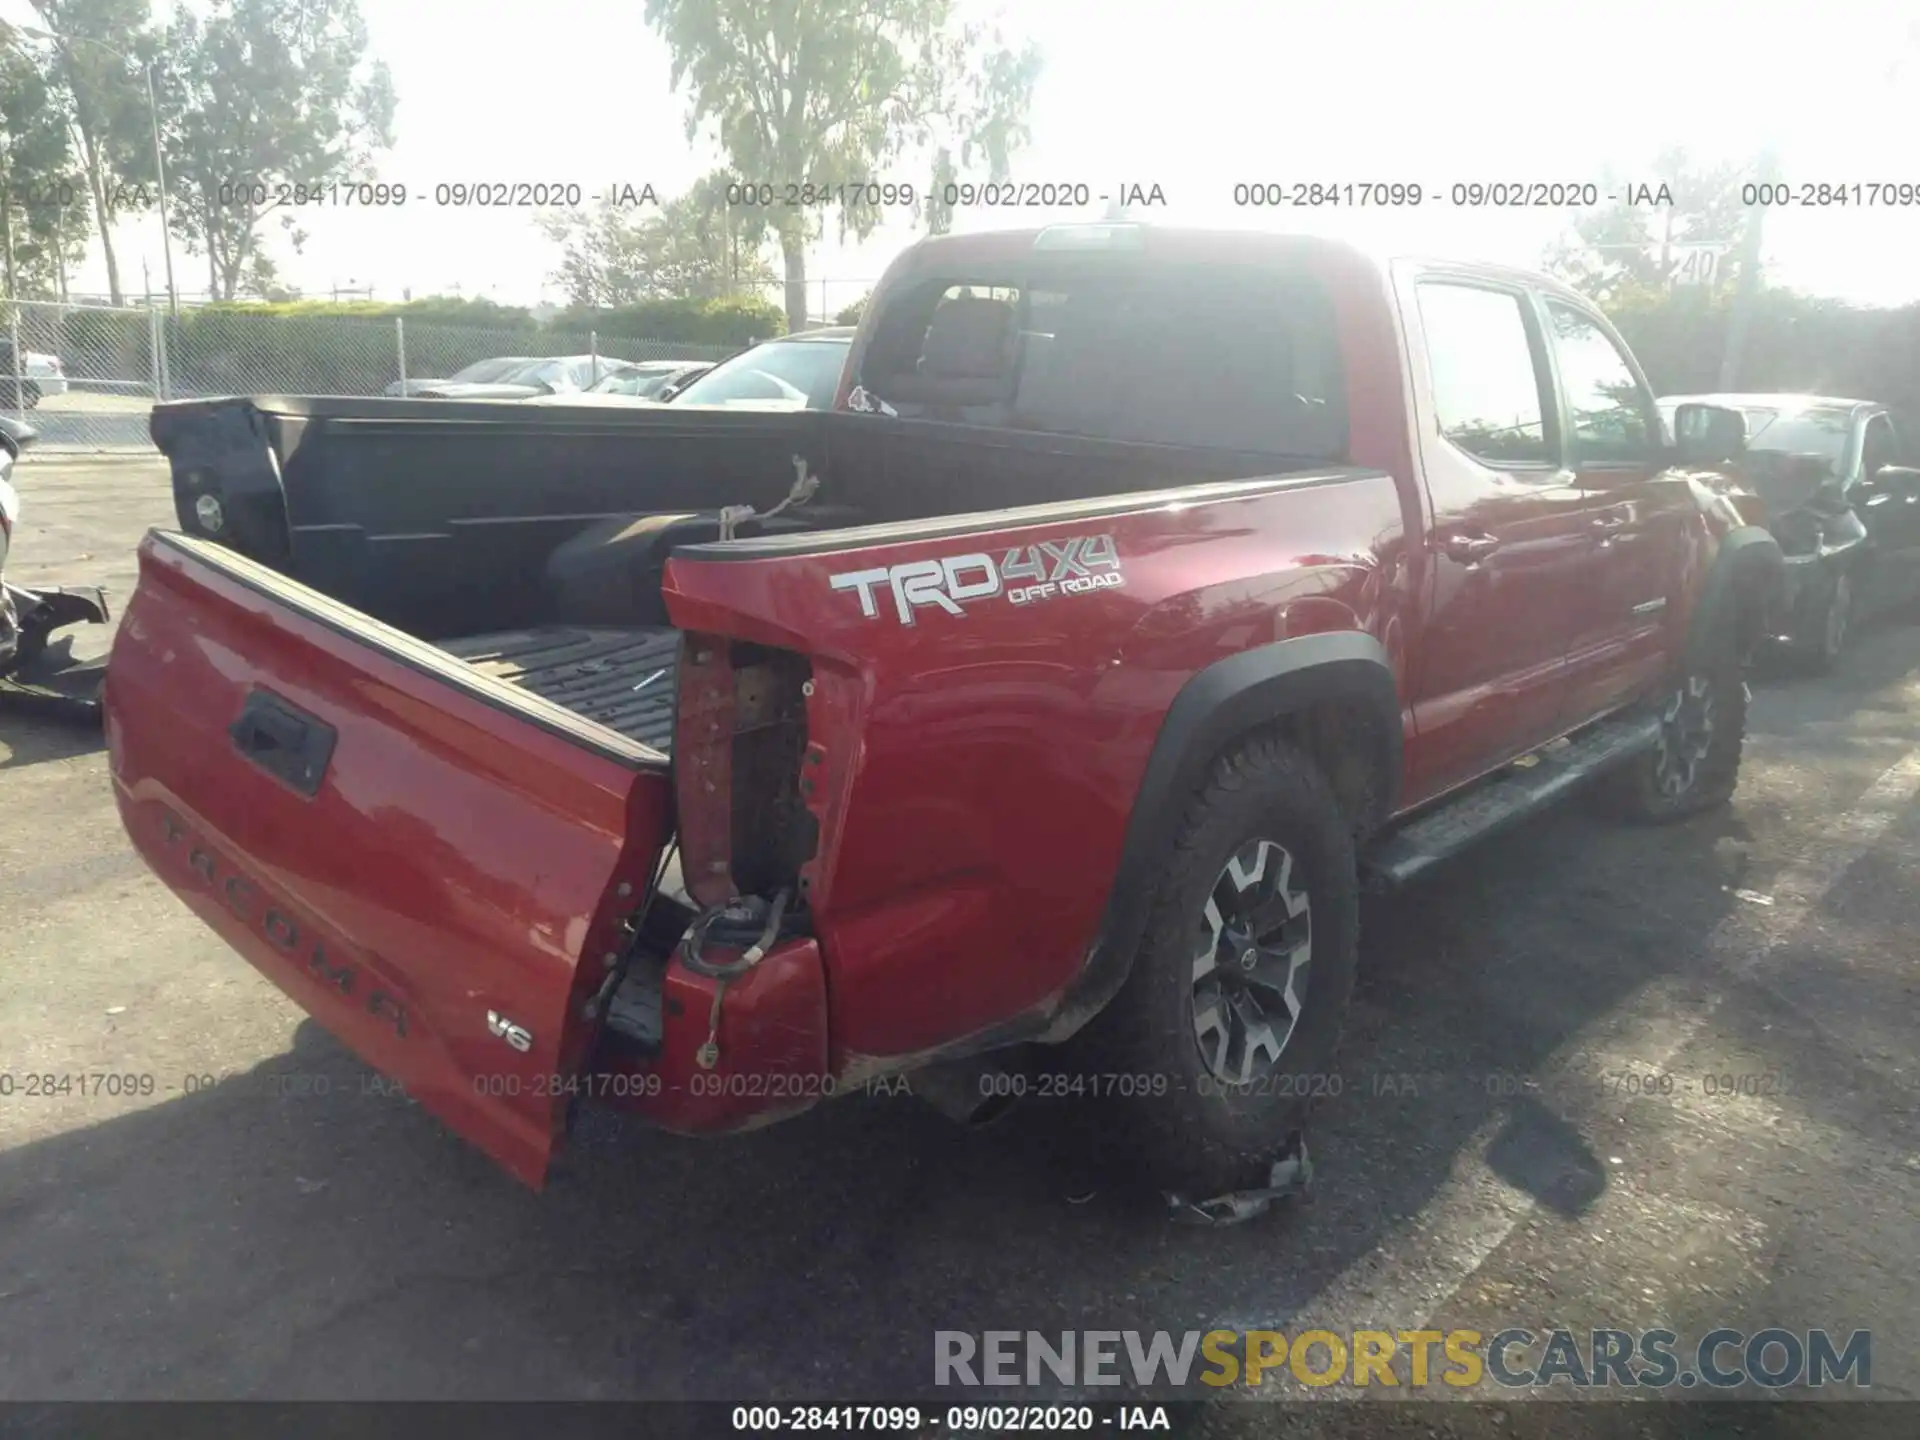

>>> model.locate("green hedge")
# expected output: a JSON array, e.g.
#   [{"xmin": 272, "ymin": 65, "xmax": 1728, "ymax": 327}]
[
  {"xmin": 190, "ymin": 296, "xmax": 540, "ymax": 328},
  {"xmin": 0, "ymin": 305, "xmax": 156, "ymax": 386},
  {"xmin": 165, "ymin": 312, "xmax": 403, "ymax": 395},
  {"xmin": 55, "ymin": 308, "xmax": 153, "ymax": 375},
  {"xmin": 152, "ymin": 293, "xmax": 770, "ymax": 396},
  {"xmin": 1606, "ymin": 287, "xmax": 1920, "ymax": 442}
]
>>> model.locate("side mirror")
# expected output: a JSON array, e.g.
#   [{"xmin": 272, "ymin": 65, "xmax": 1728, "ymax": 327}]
[
  {"xmin": 1867, "ymin": 463, "xmax": 1920, "ymax": 495},
  {"xmin": 1672, "ymin": 402, "xmax": 1747, "ymax": 465}
]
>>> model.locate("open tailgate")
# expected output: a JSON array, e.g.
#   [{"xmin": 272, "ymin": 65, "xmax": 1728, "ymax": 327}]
[{"xmin": 104, "ymin": 531, "xmax": 670, "ymax": 1187}]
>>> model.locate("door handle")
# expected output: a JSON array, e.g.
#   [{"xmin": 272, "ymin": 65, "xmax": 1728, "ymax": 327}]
[
  {"xmin": 230, "ymin": 689, "xmax": 337, "ymax": 797},
  {"xmin": 1590, "ymin": 514, "xmax": 1630, "ymax": 533},
  {"xmin": 1440, "ymin": 532, "xmax": 1501, "ymax": 564}
]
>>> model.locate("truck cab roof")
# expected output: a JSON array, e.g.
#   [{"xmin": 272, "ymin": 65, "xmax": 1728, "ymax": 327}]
[{"xmin": 888, "ymin": 222, "xmax": 1595, "ymax": 302}]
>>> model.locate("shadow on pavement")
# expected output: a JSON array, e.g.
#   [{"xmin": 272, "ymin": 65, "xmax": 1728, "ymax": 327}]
[
  {"xmin": 1483, "ymin": 1095, "xmax": 1606, "ymax": 1216},
  {"xmin": 1, "ymin": 645, "xmax": 1912, "ymax": 1401},
  {"xmin": 0, "ymin": 707, "xmax": 106, "ymax": 768},
  {"xmin": 0, "ymin": 798, "xmax": 1759, "ymax": 1402}
]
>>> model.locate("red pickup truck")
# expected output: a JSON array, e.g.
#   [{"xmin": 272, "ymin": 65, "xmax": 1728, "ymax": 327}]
[{"xmin": 117, "ymin": 223, "xmax": 1783, "ymax": 1199}]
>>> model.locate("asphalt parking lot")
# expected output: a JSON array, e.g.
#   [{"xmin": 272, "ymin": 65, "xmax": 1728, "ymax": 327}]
[{"xmin": 1, "ymin": 457, "xmax": 1916, "ymax": 1422}]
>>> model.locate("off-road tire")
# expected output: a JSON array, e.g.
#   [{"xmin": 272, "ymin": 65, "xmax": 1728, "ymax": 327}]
[
  {"xmin": 1797, "ymin": 566, "xmax": 1854, "ymax": 675},
  {"xmin": 1602, "ymin": 635, "xmax": 1748, "ymax": 823},
  {"xmin": 1076, "ymin": 732, "xmax": 1359, "ymax": 1197}
]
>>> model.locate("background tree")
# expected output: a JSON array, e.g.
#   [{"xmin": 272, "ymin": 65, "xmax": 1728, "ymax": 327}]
[
  {"xmin": 161, "ymin": 0, "xmax": 395, "ymax": 300},
  {"xmin": 833, "ymin": 290, "xmax": 869, "ymax": 325},
  {"xmin": 642, "ymin": 0, "xmax": 1040, "ymax": 331},
  {"xmin": 539, "ymin": 174, "xmax": 777, "ymax": 307},
  {"xmin": 21, "ymin": 0, "xmax": 159, "ymax": 304},
  {"xmin": 1544, "ymin": 148, "xmax": 1750, "ymax": 305},
  {"xmin": 0, "ymin": 42, "xmax": 91, "ymax": 299}
]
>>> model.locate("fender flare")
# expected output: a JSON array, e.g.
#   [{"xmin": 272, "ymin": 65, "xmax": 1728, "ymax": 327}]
[
  {"xmin": 1049, "ymin": 631, "xmax": 1402, "ymax": 1035},
  {"xmin": 1687, "ymin": 525, "xmax": 1786, "ymax": 668}
]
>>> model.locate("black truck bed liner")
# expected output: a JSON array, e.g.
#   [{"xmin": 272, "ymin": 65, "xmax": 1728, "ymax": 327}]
[{"xmin": 439, "ymin": 626, "xmax": 680, "ymax": 754}]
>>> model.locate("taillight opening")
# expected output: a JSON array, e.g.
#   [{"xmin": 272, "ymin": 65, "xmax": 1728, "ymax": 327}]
[{"xmin": 672, "ymin": 635, "xmax": 819, "ymax": 910}]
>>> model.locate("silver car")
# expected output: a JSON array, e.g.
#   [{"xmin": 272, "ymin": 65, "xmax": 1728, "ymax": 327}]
[
  {"xmin": 522, "ymin": 360, "xmax": 715, "ymax": 406},
  {"xmin": 413, "ymin": 355, "xmax": 633, "ymax": 400}
]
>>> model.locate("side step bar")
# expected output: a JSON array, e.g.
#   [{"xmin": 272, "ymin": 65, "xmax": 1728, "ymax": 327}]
[{"xmin": 1362, "ymin": 711, "xmax": 1662, "ymax": 891}]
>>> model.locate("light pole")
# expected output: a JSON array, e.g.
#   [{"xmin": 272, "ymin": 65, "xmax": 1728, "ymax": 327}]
[
  {"xmin": 11, "ymin": 24, "xmax": 178, "ymax": 316},
  {"xmin": 1718, "ymin": 148, "xmax": 1779, "ymax": 392}
]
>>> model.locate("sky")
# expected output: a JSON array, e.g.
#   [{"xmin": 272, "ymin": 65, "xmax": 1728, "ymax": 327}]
[{"xmin": 17, "ymin": 0, "xmax": 1920, "ymax": 313}]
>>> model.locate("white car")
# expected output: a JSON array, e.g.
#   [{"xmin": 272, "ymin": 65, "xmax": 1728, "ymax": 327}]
[
  {"xmin": 662, "ymin": 329, "xmax": 853, "ymax": 412},
  {"xmin": 521, "ymin": 360, "xmax": 714, "ymax": 406},
  {"xmin": 23, "ymin": 350, "xmax": 67, "ymax": 398},
  {"xmin": 0, "ymin": 343, "xmax": 67, "ymax": 407},
  {"xmin": 411, "ymin": 355, "xmax": 633, "ymax": 400}
]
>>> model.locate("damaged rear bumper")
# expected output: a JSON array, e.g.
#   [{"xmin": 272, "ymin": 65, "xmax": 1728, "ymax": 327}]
[{"xmin": 590, "ymin": 932, "xmax": 833, "ymax": 1135}]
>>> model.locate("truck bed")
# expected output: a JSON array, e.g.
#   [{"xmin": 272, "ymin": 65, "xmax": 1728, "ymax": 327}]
[{"xmin": 439, "ymin": 626, "xmax": 681, "ymax": 754}]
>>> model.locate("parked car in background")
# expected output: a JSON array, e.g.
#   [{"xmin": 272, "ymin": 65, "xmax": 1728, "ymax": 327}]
[
  {"xmin": 414, "ymin": 355, "xmax": 634, "ymax": 400},
  {"xmin": 652, "ymin": 363, "xmax": 713, "ymax": 400},
  {"xmin": 1659, "ymin": 393, "xmax": 1920, "ymax": 669},
  {"xmin": 521, "ymin": 360, "xmax": 714, "ymax": 407},
  {"xmin": 663, "ymin": 328, "xmax": 853, "ymax": 410},
  {"xmin": 385, "ymin": 356, "xmax": 533, "ymax": 397},
  {"xmin": 0, "ymin": 339, "xmax": 68, "ymax": 408}
]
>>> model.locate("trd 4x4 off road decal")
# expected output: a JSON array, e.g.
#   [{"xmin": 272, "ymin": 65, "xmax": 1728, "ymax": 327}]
[{"xmin": 830, "ymin": 534, "xmax": 1124, "ymax": 625}]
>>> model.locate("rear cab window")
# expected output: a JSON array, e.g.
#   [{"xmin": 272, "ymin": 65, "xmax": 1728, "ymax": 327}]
[{"xmin": 851, "ymin": 255, "xmax": 1349, "ymax": 460}]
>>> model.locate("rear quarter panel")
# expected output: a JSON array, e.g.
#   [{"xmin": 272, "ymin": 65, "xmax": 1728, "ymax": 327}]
[{"xmin": 664, "ymin": 473, "xmax": 1410, "ymax": 1070}]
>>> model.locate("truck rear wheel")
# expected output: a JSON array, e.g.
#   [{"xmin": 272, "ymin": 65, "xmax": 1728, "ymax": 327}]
[{"xmin": 1080, "ymin": 732, "xmax": 1358, "ymax": 1197}]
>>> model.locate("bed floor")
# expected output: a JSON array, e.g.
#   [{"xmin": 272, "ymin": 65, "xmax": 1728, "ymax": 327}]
[{"xmin": 439, "ymin": 625, "xmax": 681, "ymax": 754}]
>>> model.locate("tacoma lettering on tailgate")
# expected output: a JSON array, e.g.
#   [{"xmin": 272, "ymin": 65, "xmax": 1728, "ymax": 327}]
[
  {"xmin": 156, "ymin": 808, "xmax": 412, "ymax": 1040},
  {"xmin": 830, "ymin": 534, "xmax": 1124, "ymax": 625}
]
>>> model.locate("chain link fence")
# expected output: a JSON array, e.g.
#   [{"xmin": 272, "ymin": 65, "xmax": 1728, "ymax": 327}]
[
  {"xmin": 2, "ymin": 299, "xmax": 160, "ymax": 451},
  {"xmin": 0, "ymin": 298, "xmax": 740, "ymax": 455}
]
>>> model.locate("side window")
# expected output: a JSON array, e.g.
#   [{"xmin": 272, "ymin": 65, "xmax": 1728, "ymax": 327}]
[
  {"xmin": 1542, "ymin": 301, "xmax": 1655, "ymax": 464},
  {"xmin": 1861, "ymin": 414, "xmax": 1897, "ymax": 477},
  {"xmin": 1415, "ymin": 282, "xmax": 1553, "ymax": 466}
]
